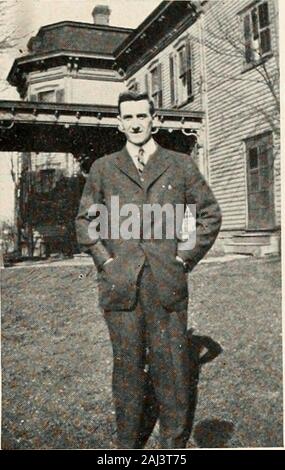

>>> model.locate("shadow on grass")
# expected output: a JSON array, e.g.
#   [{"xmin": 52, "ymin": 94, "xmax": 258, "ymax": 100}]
[
  {"xmin": 142, "ymin": 330, "xmax": 223, "ymax": 448},
  {"xmin": 187, "ymin": 332, "xmax": 234, "ymax": 448},
  {"xmin": 187, "ymin": 330, "xmax": 223, "ymax": 441},
  {"xmin": 193, "ymin": 419, "xmax": 234, "ymax": 448}
]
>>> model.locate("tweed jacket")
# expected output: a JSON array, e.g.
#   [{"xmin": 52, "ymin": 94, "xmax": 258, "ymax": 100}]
[{"xmin": 76, "ymin": 143, "xmax": 222, "ymax": 311}]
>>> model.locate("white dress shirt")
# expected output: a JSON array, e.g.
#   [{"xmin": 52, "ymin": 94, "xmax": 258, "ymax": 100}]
[{"xmin": 126, "ymin": 138, "xmax": 157, "ymax": 170}]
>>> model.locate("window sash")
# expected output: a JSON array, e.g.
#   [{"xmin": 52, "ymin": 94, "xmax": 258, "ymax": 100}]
[
  {"xmin": 258, "ymin": 2, "xmax": 269, "ymax": 28},
  {"xmin": 243, "ymin": 1, "xmax": 271, "ymax": 64},
  {"xmin": 151, "ymin": 64, "xmax": 162, "ymax": 107},
  {"xmin": 177, "ymin": 41, "xmax": 193, "ymax": 99}
]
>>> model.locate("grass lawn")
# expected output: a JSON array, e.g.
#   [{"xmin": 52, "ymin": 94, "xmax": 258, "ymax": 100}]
[{"xmin": 1, "ymin": 256, "xmax": 282, "ymax": 449}]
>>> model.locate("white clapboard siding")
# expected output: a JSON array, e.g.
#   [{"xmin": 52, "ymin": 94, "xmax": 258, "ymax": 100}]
[{"xmin": 205, "ymin": 0, "xmax": 280, "ymax": 230}]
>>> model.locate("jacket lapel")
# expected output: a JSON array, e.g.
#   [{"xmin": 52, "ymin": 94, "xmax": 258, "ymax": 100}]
[
  {"xmin": 114, "ymin": 143, "xmax": 171, "ymax": 191},
  {"xmin": 114, "ymin": 145, "xmax": 143, "ymax": 188},
  {"xmin": 143, "ymin": 144, "xmax": 170, "ymax": 190}
]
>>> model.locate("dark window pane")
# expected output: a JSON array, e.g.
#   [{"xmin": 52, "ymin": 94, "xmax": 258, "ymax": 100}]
[
  {"xmin": 185, "ymin": 41, "xmax": 192, "ymax": 97},
  {"xmin": 169, "ymin": 55, "xmax": 174, "ymax": 78},
  {"xmin": 38, "ymin": 90, "xmax": 55, "ymax": 102},
  {"xmin": 259, "ymin": 167, "xmax": 271, "ymax": 190},
  {"xmin": 244, "ymin": 14, "xmax": 251, "ymax": 40},
  {"xmin": 158, "ymin": 89, "xmax": 163, "ymax": 108},
  {"xmin": 259, "ymin": 2, "xmax": 269, "ymax": 28},
  {"xmin": 186, "ymin": 41, "xmax": 192, "ymax": 69},
  {"xmin": 258, "ymin": 142, "xmax": 270, "ymax": 167},
  {"xmin": 151, "ymin": 67, "xmax": 159, "ymax": 91},
  {"xmin": 251, "ymin": 8, "xmax": 259, "ymax": 40},
  {"xmin": 178, "ymin": 47, "xmax": 187, "ymax": 77},
  {"xmin": 249, "ymin": 171, "xmax": 259, "ymax": 191},
  {"xmin": 187, "ymin": 69, "xmax": 192, "ymax": 97},
  {"xmin": 255, "ymin": 190, "xmax": 270, "ymax": 208},
  {"xmin": 259, "ymin": 150, "xmax": 268, "ymax": 167},
  {"xmin": 260, "ymin": 28, "xmax": 271, "ymax": 54},
  {"xmin": 249, "ymin": 147, "xmax": 258, "ymax": 169}
]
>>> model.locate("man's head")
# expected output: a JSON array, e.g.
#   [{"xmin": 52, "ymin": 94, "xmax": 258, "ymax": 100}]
[{"xmin": 117, "ymin": 91, "xmax": 156, "ymax": 146}]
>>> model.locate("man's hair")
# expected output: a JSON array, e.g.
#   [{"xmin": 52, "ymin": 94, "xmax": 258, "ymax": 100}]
[{"xmin": 118, "ymin": 91, "xmax": 155, "ymax": 116}]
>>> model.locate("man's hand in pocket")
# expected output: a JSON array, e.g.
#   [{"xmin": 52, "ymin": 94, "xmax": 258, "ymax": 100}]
[{"xmin": 102, "ymin": 257, "xmax": 114, "ymax": 269}]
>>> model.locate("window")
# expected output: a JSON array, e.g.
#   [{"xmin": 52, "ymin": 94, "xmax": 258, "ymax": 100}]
[
  {"xmin": 245, "ymin": 132, "xmax": 274, "ymax": 229},
  {"xmin": 29, "ymin": 89, "xmax": 65, "ymax": 103},
  {"xmin": 171, "ymin": 39, "xmax": 193, "ymax": 106},
  {"xmin": 38, "ymin": 90, "xmax": 56, "ymax": 102},
  {"xmin": 150, "ymin": 64, "xmax": 163, "ymax": 108},
  {"xmin": 243, "ymin": 1, "xmax": 271, "ymax": 65}
]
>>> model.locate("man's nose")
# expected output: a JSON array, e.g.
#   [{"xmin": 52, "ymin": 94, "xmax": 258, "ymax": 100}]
[{"xmin": 131, "ymin": 121, "xmax": 141, "ymax": 131}]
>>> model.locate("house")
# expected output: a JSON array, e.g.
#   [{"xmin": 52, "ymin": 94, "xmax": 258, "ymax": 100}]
[
  {"xmin": 204, "ymin": 0, "xmax": 280, "ymax": 254},
  {"xmin": 114, "ymin": 0, "xmax": 280, "ymax": 255},
  {"xmin": 0, "ymin": 0, "xmax": 280, "ymax": 256}
]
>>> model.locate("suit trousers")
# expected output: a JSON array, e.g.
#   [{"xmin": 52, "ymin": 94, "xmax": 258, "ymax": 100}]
[{"xmin": 103, "ymin": 263, "xmax": 193, "ymax": 449}]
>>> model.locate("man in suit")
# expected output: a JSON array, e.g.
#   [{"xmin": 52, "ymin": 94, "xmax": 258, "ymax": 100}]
[{"xmin": 76, "ymin": 91, "xmax": 222, "ymax": 449}]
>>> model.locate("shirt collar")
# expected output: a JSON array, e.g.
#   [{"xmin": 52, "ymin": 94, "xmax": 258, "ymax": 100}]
[{"xmin": 126, "ymin": 138, "xmax": 157, "ymax": 159}]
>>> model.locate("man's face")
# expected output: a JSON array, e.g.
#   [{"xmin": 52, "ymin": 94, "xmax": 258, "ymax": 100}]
[{"xmin": 117, "ymin": 99, "xmax": 153, "ymax": 146}]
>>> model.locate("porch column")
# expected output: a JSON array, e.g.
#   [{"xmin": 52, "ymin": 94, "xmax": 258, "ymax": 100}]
[{"xmin": 195, "ymin": 124, "xmax": 209, "ymax": 180}]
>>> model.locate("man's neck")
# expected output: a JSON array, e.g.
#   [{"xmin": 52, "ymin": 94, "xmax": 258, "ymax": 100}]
[{"xmin": 126, "ymin": 138, "xmax": 157, "ymax": 157}]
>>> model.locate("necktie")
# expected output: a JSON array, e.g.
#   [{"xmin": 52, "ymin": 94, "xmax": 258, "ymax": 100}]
[{"xmin": 137, "ymin": 147, "xmax": 145, "ymax": 174}]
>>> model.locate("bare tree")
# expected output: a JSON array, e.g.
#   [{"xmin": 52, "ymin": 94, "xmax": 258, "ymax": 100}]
[
  {"xmin": 189, "ymin": 0, "xmax": 280, "ymax": 190},
  {"xmin": 196, "ymin": 0, "xmax": 279, "ymax": 137}
]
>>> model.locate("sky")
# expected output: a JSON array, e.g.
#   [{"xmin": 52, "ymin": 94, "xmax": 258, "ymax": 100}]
[{"xmin": 0, "ymin": 0, "xmax": 162, "ymax": 223}]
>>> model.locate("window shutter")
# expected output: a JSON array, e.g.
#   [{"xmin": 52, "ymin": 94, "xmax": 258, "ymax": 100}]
[
  {"xmin": 244, "ymin": 14, "xmax": 251, "ymax": 40},
  {"xmin": 158, "ymin": 62, "xmax": 163, "ymax": 107},
  {"xmin": 169, "ymin": 55, "xmax": 175, "ymax": 105},
  {"xmin": 251, "ymin": 8, "xmax": 259, "ymax": 40},
  {"xmin": 145, "ymin": 74, "xmax": 149, "ymax": 95},
  {"xmin": 55, "ymin": 89, "xmax": 65, "ymax": 103},
  {"xmin": 151, "ymin": 67, "xmax": 158, "ymax": 93},
  {"xmin": 185, "ymin": 41, "xmax": 192, "ymax": 97},
  {"xmin": 244, "ymin": 13, "xmax": 252, "ymax": 63}
]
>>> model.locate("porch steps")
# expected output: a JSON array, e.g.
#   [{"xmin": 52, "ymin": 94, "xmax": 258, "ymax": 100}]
[{"xmin": 224, "ymin": 232, "xmax": 280, "ymax": 257}]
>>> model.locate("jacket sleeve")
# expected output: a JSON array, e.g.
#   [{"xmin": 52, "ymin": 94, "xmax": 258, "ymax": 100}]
[
  {"xmin": 177, "ymin": 156, "xmax": 222, "ymax": 271},
  {"xmin": 75, "ymin": 161, "xmax": 111, "ymax": 270}
]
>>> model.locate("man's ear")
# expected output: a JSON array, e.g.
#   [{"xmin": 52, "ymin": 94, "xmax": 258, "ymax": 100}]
[
  {"xmin": 152, "ymin": 112, "xmax": 160, "ymax": 128},
  {"xmin": 117, "ymin": 115, "xmax": 124, "ymax": 133}
]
